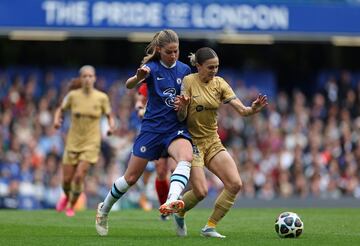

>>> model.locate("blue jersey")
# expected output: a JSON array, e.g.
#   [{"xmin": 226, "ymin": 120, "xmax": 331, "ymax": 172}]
[{"xmin": 140, "ymin": 60, "xmax": 191, "ymax": 133}]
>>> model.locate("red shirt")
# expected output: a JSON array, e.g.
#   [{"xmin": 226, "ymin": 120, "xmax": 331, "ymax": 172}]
[{"xmin": 138, "ymin": 83, "xmax": 147, "ymax": 98}]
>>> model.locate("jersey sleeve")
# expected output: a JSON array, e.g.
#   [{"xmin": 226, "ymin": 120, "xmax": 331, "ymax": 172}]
[
  {"xmin": 219, "ymin": 77, "xmax": 237, "ymax": 104},
  {"xmin": 60, "ymin": 92, "xmax": 72, "ymax": 110},
  {"xmin": 180, "ymin": 75, "xmax": 191, "ymax": 98},
  {"xmin": 102, "ymin": 94, "xmax": 111, "ymax": 115}
]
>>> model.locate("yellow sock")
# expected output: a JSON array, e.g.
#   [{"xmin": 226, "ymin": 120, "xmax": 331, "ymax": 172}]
[
  {"xmin": 63, "ymin": 183, "xmax": 71, "ymax": 198},
  {"xmin": 207, "ymin": 189, "xmax": 237, "ymax": 227},
  {"xmin": 70, "ymin": 183, "xmax": 83, "ymax": 207},
  {"xmin": 206, "ymin": 220, "xmax": 217, "ymax": 228},
  {"xmin": 177, "ymin": 190, "xmax": 200, "ymax": 217}
]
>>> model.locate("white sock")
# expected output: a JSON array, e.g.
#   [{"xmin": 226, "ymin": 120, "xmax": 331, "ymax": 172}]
[
  {"xmin": 166, "ymin": 161, "xmax": 191, "ymax": 203},
  {"xmin": 100, "ymin": 176, "xmax": 130, "ymax": 214}
]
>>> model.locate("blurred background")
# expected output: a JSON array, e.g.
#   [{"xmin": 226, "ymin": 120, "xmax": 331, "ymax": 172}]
[{"xmin": 0, "ymin": 0, "xmax": 360, "ymax": 210}]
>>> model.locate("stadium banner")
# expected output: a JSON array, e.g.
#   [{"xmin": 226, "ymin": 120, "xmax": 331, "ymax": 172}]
[{"xmin": 1, "ymin": 0, "xmax": 360, "ymax": 37}]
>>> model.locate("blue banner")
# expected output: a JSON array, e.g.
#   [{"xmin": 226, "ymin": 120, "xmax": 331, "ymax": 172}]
[{"xmin": 0, "ymin": 0, "xmax": 360, "ymax": 36}]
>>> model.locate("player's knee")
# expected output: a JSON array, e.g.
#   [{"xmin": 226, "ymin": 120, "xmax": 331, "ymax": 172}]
[
  {"xmin": 124, "ymin": 175, "xmax": 138, "ymax": 186},
  {"xmin": 73, "ymin": 175, "xmax": 84, "ymax": 184},
  {"xmin": 194, "ymin": 187, "xmax": 208, "ymax": 200},
  {"xmin": 181, "ymin": 153, "xmax": 193, "ymax": 163},
  {"xmin": 156, "ymin": 171, "xmax": 167, "ymax": 180},
  {"xmin": 63, "ymin": 176, "xmax": 72, "ymax": 184},
  {"xmin": 227, "ymin": 180, "xmax": 242, "ymax": 194},
  {"xmin": 156, "ymin": 166, "xmax": 167, "ymax": 179}
]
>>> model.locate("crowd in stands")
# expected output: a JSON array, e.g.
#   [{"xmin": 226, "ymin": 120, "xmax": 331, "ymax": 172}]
[{"xmin": 0, "ymin": 68, "xmax": 359, "ymax": 210}]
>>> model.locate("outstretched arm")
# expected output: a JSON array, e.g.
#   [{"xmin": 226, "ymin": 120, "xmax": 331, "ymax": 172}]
[
  {"xmin": 229, "ymin": 94, "xmax": 268, "ymax": 116},
  {"xmin": 125, "ymin": 66, "xmax": 150, "ymax": 89}
]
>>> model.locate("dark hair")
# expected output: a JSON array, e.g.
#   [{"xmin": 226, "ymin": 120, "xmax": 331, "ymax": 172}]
[
  {"xmin": 189, "ymin": 47, "xmax": 218, "ymax": 66},
  {"xmin": 141, "ymin": 29, "xmax": 179, "ymax": 66},
  {"xmin": 67, "ymin": 78, "xmax": 82, "ymax": 92}
]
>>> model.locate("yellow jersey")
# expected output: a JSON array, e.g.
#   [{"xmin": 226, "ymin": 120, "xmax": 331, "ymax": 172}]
[
  {"xmin": 181, "ymin": 73, "xmax": 236, "ymax": 140},
  {"xmin": 61, "ymin": 88, "xmax": 111, "ymax": 152}
]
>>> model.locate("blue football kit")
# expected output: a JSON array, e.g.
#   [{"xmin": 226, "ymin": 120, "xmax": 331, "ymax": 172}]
[{"xmin": 132, "ymin": 60, "xmax": 192, "ymax": 160}]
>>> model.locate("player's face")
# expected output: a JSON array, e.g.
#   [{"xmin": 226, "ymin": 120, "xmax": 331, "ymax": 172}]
[
  {"xmin": 197, "ymin": 57, "xmax": 219, "ymax": 82},
  {"xmin": 80, "ymin": 68, "xmax": 96, "ymax": 89},
  {"xmin": 158, "ymin": 42, "xmax": 179, "ymax": 67}
]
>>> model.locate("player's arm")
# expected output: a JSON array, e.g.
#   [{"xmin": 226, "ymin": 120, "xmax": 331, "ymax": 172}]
[
  {"xmin": 106, "ymin": 113, "xmax": 116, "ymax": 136},
  {"xmin": 175, "ymin": 95, "xmax": 190, "ymax": 122},
  {"xmin": 126, "ymin": 66, "xmax": 150, "ymax": 89},
  {"xmin": 54, "ymin": 92, "xmax": 72, "ymax": 129},
  {"xmin": 229, "ymin": 94, "xmax": 268, "ymax": 116},
  {"xmin": 135, "ymin": 93, "xmax": 147, "ymax": 118},
  {"xmin": 175, "ymin": 77, "xmax": 191, "ymax": 121},
  {"xmin": 53, "ymin": 106, "xmax": 64, "ymax": 129}
]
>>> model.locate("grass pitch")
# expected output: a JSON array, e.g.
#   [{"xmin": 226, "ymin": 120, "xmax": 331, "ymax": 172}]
[{"xmin": 0, "ymin": 208, "xmax": 359, "ymax": 245}]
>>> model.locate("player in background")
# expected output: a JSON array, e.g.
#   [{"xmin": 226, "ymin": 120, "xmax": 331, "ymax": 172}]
[
  {"xmin": 135, "ymin": 83, "xmax": 176, "ymax": 220},
  {"xmin": 54, "ymin": 65, "xmax": 115, "ymax": 217},
  {"xmin": 95, "ymin": 29, "xmax": 193, "ymax": 236},
  {"xmin": 173, "ymin": 47, "xmax": 268, "ymax": 238}
]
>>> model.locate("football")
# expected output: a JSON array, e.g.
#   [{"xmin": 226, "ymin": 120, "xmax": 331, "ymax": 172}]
[{"xmin": 275, "ymin": 212, "xmax": 304, "ymax": 238}]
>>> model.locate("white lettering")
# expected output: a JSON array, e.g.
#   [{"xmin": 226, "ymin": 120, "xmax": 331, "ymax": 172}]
[
  {"xmin": 204, "ymin": 4, "xmax": 222, "ymax": 28},
  {"xmin": 237, "ymin": 5, "xmax": 254, "ymax": 29},
  {"xmin": 92, "ymin": 2, "xmax": 162, "ymax": 27},
  {"xmin": 42, "ymin": 1, "xmax": 89, "ymax": 26},
  {"xmin": 41, "ymin": 1, "xmax": 288, "ymax": 31},
  {"xmin": 269, "ymin": 6, "xmax": 289, "ymax": 29},
  {"xmin": 164, "ymin": 3, "xmax": 190, "ymax": 27},
  {"xmin": 191, "ymin": 4, "xmax": 289, "ymax": 30},
  {"xmin": 192, "ymin": 4, "xmax": 205, "ymax": 28}
]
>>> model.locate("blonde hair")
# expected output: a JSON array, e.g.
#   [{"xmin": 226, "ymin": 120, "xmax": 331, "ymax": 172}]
[
  {"xmin": 188, "ymin": 53, "xmax": 196, "ymax": 66},
  {"xmin": 79, "ymin": 65, "xmax": 96, "ymax": 76},
  {"xmin": 141, "ymin": 29, "xmax": 179, "ymax": 66}
]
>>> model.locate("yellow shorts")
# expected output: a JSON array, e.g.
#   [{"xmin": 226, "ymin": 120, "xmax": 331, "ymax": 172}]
[
  {"xmin": 192, "ymin": 137, "xmax": 226, "ymax": 168},
  {"xmin": 62, "ymin": 149, "xmax": 99, "ymax": 165}
]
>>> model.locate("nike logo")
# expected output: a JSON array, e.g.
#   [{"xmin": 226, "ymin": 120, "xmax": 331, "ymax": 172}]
[
  {"xmin": 193, "ymin": 95, "xmax": 200, "ymax": 98},
  {"xmin": 157, "ymin": 77, "xmax": 165, "ymax": 80}
]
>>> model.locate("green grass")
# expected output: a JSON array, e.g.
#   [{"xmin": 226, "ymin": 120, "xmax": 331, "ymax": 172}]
[{"xmin": 0, "ymin": 208, "xmax": 359, "ymax": 245}]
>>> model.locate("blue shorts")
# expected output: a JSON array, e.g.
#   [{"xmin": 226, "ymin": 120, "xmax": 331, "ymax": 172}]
[{"xmin": 132, "ymin": 129, "xmax": 192, "ymax": 161}]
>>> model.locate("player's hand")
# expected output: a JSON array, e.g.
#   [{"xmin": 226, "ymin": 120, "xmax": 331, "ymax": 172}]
[
  {"xmin": 136, "ymin": 66, "xmax": 150, "ymax": 81},
  {"xmin": 251, "ymin": 94, "xmax": 268, "ymax": 113},
  {"xmin": 53, "ymin": 118, "xmax": 62, "ymax": 129},
  {"xmin": 106, "ymin": 126, "xmax": 116, "ymax": 136},
  {"xmin": 174, "ymin": 95, "xmax": 190, "ymax": 111},
  {"xmin": 137, "ymin": 108, "xmax": 145, "ymax": 118}
]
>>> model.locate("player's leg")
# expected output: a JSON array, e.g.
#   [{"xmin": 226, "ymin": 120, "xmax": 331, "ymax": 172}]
[
  {"xmin": 56, "ymin": 150, "xmax": 77, "ymax": 212},
  {"xmin": 139, "ymin": 162, "xmax": 155, "ymax": 211},
  {"xmin": 96, "ymin": 154, "xmax": 148, "ymax": 236},
  {"xmin": 154, "ymin": 157, "xmax": 169, "ymax": 215},
  {"xmin": 179, "ymin": 166, "xmax": 208, "ymax": 216},
  {"xmin": 56, "ymin": 164, "xmax": 76, "ymax": 212},
  {"xmin": 201, "ymin": 150, "xmax": 242, "ymax": 238},
  {"xmin": 159, "ymin": 137, "xmax": 193, "ymax": 215},
  {"xmin": 155, "ymin": 157, "xmax": 171, "ymax": 220},
  {"xmin": 66, "ymin": 160, "xmax": 90, "ymax": 216},
  {"xmin": 174, "ymin": 166, "xmax": 207, "ymax": 237}
]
